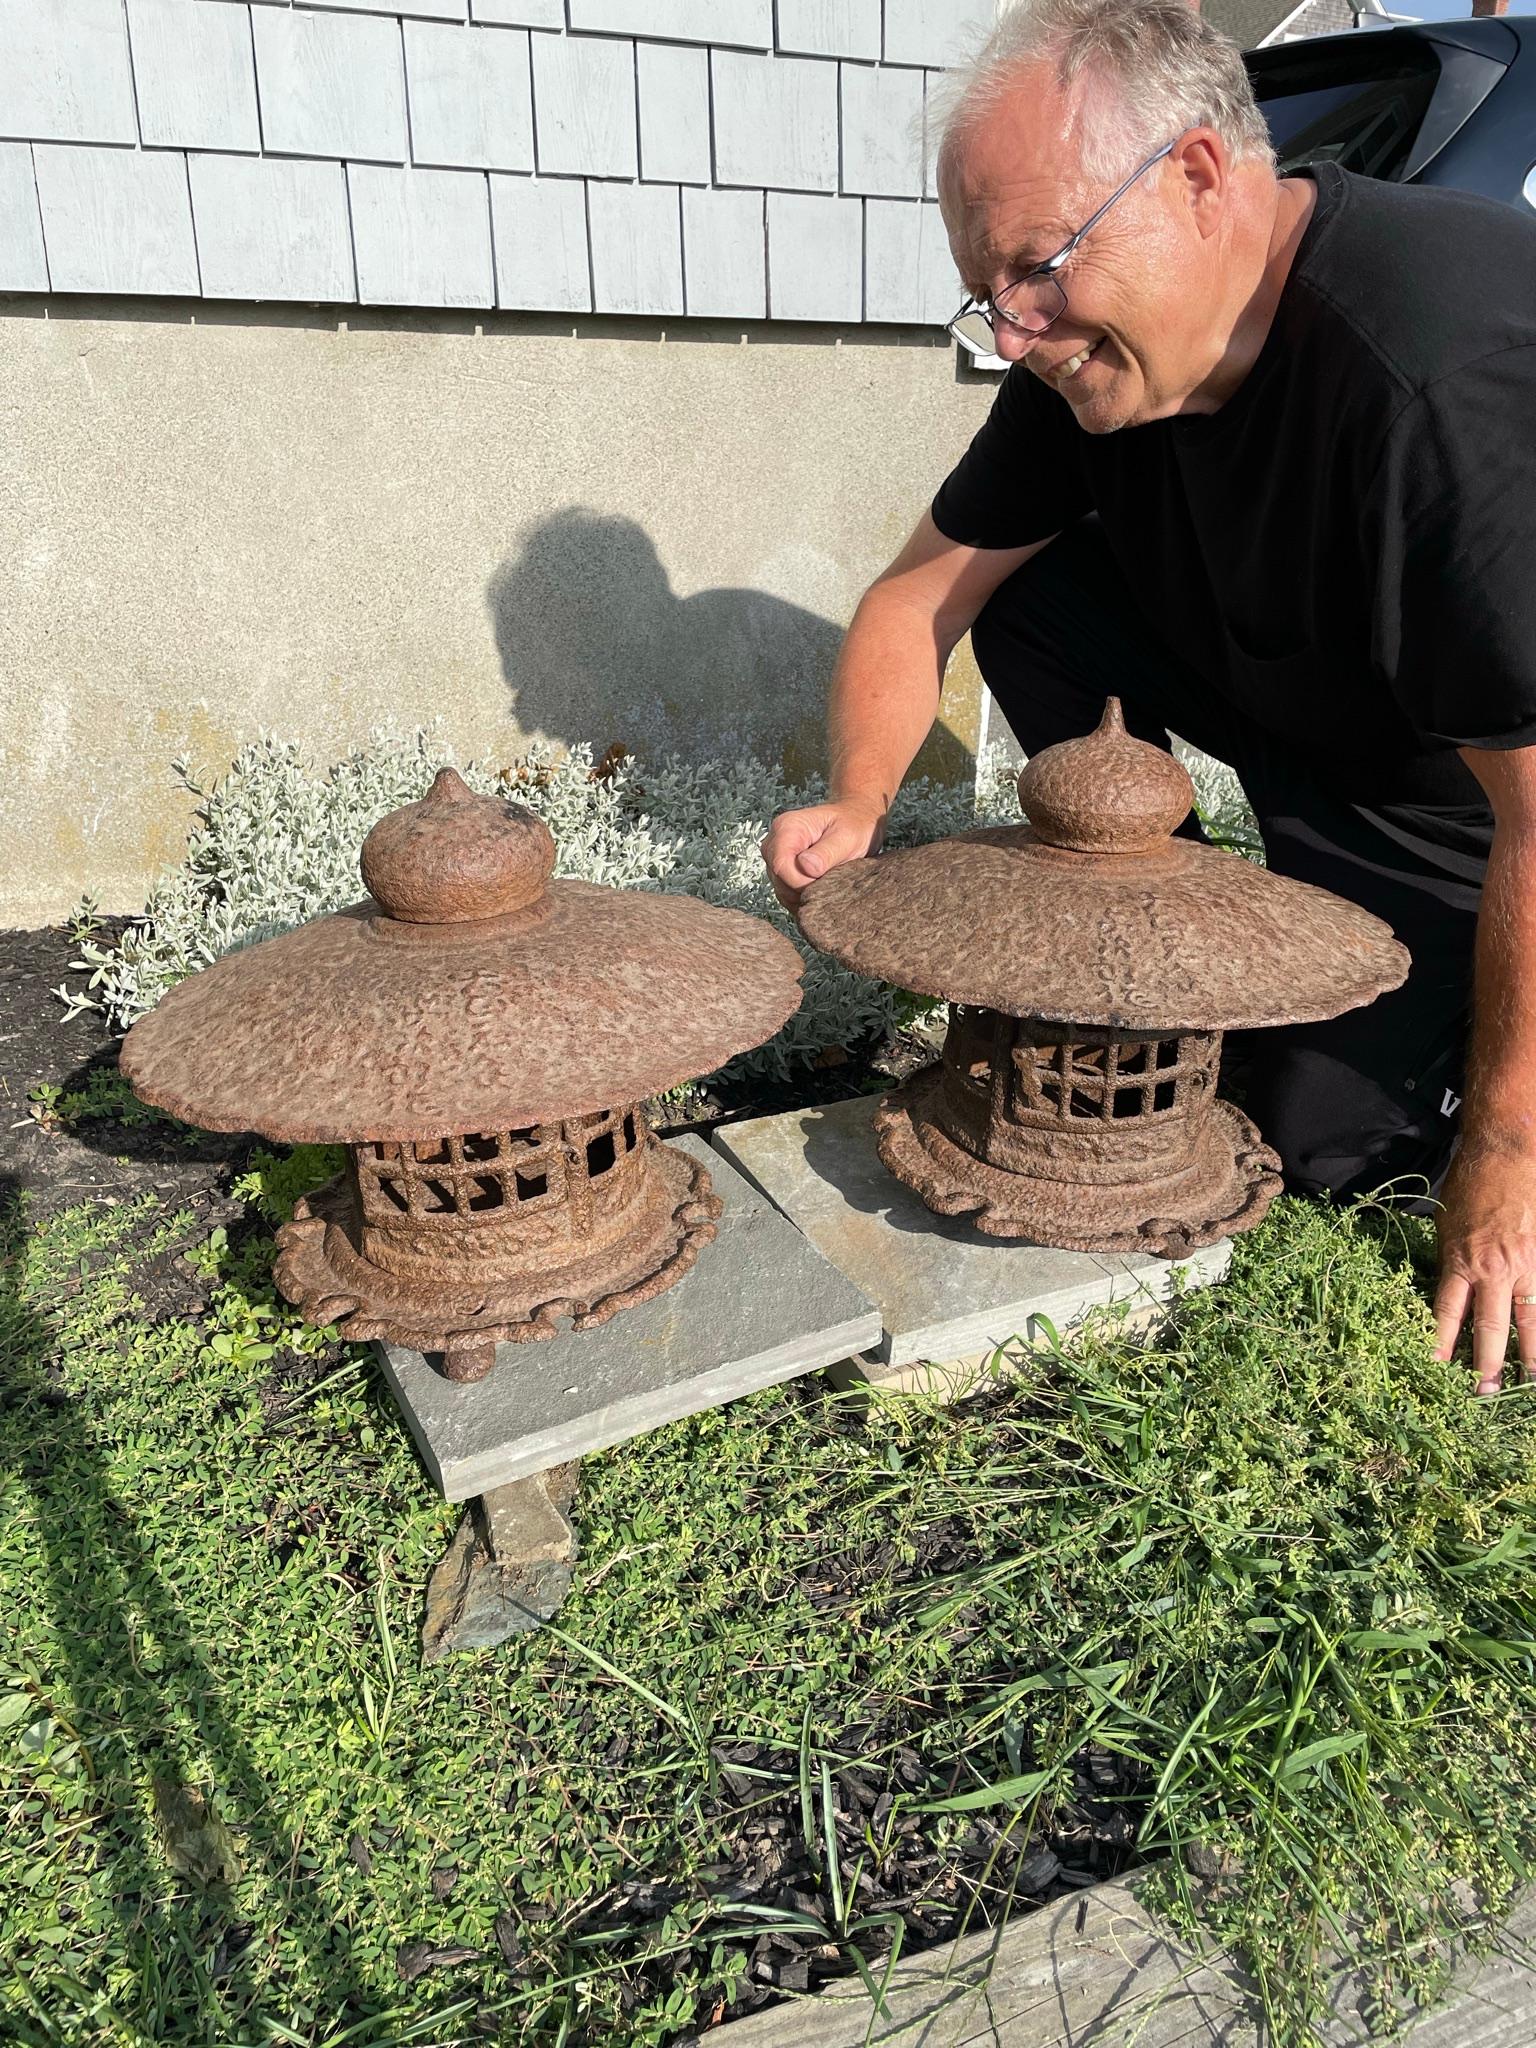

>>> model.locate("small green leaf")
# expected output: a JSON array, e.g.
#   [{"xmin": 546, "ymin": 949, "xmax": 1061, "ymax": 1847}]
[
  {"xmin": 1276, "ymin": 1733, "xmax": 1367, "ymax": 1782},
  {"xmin": 914, "ymin": 1768, "xmax": 1055, "ymax": 1815}
]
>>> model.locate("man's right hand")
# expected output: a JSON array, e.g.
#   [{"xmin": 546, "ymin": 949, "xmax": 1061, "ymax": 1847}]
[{"xmin": 760, "ymin": 796, "xmax": 887, "ymax": 913}]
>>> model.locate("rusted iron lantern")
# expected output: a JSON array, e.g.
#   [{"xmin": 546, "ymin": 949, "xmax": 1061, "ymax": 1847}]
[
  {"xmin": 797, "ymin": 701, "xmax": 1409, "ymax": 1257},
  {"xmin": 122, "ymin": 768, "xmax": 804, "ymax": 1381}
]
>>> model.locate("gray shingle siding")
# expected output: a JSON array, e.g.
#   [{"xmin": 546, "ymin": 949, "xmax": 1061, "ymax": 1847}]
[
  {"xmin": 404, "ymin": 22, "xmax": 535, "ymax": 175},
  {"xmin": 0, "ymin": 143, "xmax": 48, "ymax": 292},
  {"xmin": 0, "ymin": 0, "xmax": 138, "ymax": 147},
  {"xmin": 189, "ymin": 154, "xmax": 355, "ymax": 301},
  {"xmin": 33, "ymin": 144, "xmax": 201, "ymax": 295},
  {"xmin": 127, "ymin": 0, "xmax": 262, "ymax": 155},
  {"xmin": 250, "ymin": 10, "xmax": 409, "ymax": 162},
  {"xmin": 0, "ymin": 0, "xmax": 1002, "ymax": 325},
  {"xmin": 348, "ymin": 163, "xmax": 496, "ymax": 306}
]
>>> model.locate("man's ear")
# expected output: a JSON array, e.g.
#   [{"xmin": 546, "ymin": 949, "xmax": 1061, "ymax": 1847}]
[{"xmin": 1176, "ymin": 129, "xmax": 1227, "ymax": 239}]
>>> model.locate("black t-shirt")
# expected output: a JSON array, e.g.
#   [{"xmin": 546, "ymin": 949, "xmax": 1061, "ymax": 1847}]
[{"xmin": 931, "ymin": 161, "xmax": 1536, "ymax": 808}]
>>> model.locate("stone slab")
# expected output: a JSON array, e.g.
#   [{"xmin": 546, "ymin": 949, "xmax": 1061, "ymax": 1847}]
[
  {"xmin": 375, "ymin": 1135, "xmax": 881, "ymax": 1500},
  {"xmin": 712, "ymin": 1095, "xmax": 1231, "ymax": 1373}
]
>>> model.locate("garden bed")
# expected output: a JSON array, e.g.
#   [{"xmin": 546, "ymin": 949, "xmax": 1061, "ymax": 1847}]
[{"xmin": 6, "ymin": 909, "xmax": 1536, "ymax": 2048}]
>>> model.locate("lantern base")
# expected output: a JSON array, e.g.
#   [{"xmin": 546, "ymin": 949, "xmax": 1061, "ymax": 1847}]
[
  {"xmin": 273, "ymin": 1137, "xmax": 722, "ymax": 1376},
  {"xmin": 874, "ymin": 1064, "xmax": 1281, "ymax": 1258}
]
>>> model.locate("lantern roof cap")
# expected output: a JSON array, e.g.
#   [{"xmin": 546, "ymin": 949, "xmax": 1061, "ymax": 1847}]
[
  {"xmin": 121, "ymin": 766, "xmax": 804, "ymax": 1144},
  {"xmin": 798, "ymin": 699, "xmax": 1409, "ymax": 1033}
]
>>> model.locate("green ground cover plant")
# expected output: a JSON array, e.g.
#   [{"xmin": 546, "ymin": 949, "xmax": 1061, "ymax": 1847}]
[{"xmin": 4, "ymin": 1148, "xmax": 1536, "ymax": 2048}]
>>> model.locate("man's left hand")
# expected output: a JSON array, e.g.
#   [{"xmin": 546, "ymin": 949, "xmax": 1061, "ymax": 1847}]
[{"xmin": 1433, "ymin": 1142, "xmax": 1536, "ymax": 1394}]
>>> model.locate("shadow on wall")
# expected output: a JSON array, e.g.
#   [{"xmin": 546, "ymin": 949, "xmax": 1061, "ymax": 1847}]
[{"xmin": 486, "ymin": 509, "xmax": 846, "ymax": 777}]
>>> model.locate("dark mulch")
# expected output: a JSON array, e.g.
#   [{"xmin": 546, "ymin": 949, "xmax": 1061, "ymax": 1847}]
[
  {"xmin": 681, "ymin": 1731, "xmax": 1140, "ymax": 2022},
  {"xmin": 0, "ymin": 923, "xmax": 254, "ymax": 1225}
]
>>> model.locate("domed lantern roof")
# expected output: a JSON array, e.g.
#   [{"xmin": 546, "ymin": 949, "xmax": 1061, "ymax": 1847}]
[
  {"xmin": 122, "ymin": 768, "xmax": 805, "ymax": 1379},
  {"xmin": 797, "ymin": 702, "xmax": 1409, "ymax": 1256}
]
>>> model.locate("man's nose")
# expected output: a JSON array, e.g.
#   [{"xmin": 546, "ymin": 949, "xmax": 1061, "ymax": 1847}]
[{"xmin": 992, "ymin": 320, "xmax": 1040, "ymax": 363}]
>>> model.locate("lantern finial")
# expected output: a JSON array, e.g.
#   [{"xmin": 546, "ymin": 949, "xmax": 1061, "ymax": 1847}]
[
  {"xmin": 1017, "ymin": 695, "xmax": 1193, "ymax": 854},
  {"xmin": 359, "ymin": 766, "xmax": 557, "ymax": 924}
]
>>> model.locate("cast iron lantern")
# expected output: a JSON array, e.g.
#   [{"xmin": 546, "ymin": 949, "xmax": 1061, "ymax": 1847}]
[
  {"xmin": 122, "ymin": 768, "xmax": 804, "ymax": 1381},
  {"xmin": 797, "ymin": 701, "xmax": 1409, "ymax": 1256}
]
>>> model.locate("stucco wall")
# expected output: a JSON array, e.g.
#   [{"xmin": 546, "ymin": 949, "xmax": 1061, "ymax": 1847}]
[{"xmin": 0, "ymin": 298, "xmax": 997, "ymax": 924}]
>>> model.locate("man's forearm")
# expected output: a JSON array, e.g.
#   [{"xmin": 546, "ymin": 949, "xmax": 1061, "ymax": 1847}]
[
  {"xmin": 1460, "ymin": 820, "xmax": 1536, "ymax": 1159},
  {"xmin": 827, "ymin": 585, "xmax": 955, "ymax": 813}
]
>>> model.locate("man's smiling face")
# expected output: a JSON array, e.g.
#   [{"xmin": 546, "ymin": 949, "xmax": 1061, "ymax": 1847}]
[{"xmin": 939, "ymin": 65, "xmax": 1228, "ymax": 434}]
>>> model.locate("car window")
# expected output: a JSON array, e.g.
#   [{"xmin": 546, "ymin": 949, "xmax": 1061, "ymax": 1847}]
[{"xmin": 1249, "ymin": 39, "xmax": 1442, "ymax": 180}]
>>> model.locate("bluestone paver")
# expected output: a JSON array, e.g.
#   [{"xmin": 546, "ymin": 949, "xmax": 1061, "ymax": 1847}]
[{"xmin": 713, "ymin": 1094, "xmax": 1231, "ymax": 1372}]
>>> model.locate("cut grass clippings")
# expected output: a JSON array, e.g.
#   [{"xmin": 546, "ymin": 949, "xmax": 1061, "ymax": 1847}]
[{"xmin": 3, "ymin": 1158, "xmax": 1536, "ymax": 2047}]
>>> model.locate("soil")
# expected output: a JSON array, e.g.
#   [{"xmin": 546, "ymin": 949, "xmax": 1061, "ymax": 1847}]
[{"xmin": 0, "ymin": 923, "xmax": 255, "ymax": 1225}]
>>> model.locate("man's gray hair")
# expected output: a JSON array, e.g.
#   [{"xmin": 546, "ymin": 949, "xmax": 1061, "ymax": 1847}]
[{"xmin": 934, "ymin": 0, "xmax": 1276, "ymax": 186}]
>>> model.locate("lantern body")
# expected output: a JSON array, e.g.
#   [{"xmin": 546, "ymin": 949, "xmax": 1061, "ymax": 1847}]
[
  {"xmin": 797, "ymin": 701, "xmax": 1411, "ymax": 1257},
  {"xmin": 123, "ymin": 769, "xmax": 804, "ymax": 1380},
  {"xmin": 874, "ymin": 1008, "xmax": 1275, "ymax": 1257},
  {"xmin": 275, "ymin": 1103, "xmax": 722, "ymax": 1382}
]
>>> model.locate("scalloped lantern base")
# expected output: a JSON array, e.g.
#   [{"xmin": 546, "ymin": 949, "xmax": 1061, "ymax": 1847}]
[
  {"xmin": 873, "ymin": 1064, "xmax": 1282, "ymax": 1259},
  {"xmin": 273, "ymin": 1139, "xmax": 722, "ymax": 1381}
]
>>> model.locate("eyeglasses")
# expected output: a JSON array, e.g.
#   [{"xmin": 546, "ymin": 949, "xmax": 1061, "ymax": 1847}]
[{"xmin": 948, "ymin": 137, "xmax": 1179, "ymax": 358}]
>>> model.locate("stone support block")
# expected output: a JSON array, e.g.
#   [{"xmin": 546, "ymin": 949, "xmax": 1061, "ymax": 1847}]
[
  {"xmin": 422, "ymin": 1462, "xmax": 579, "ymax": 1658},
  {"xmin": 712, "ymin": 1094, "xmax": 1232, "ymax": 1376}
]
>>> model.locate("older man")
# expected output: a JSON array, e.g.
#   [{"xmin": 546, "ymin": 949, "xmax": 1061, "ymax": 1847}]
[{"xmin": 762, "ymin": 0, "xmax": 1536, "ymax": 1393}]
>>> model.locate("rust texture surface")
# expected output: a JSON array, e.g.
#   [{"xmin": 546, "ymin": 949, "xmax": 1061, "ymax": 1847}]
[
  {"xmin": 797, "ymin": 700, "xmax": 1407, "ymax": 1257},
  {"xmin": 122, "ymin": 767, "xmax": 803, "ymax": 1377},
  {"xmin": 122, "ymin": 770, "xmax": 804, "ymax": 1144},
  {"xmin": 797, "ymin": 702, "xmax": 1408, "ymax": 1034}
]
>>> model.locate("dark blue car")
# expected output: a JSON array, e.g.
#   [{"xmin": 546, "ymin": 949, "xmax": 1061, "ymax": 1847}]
[{"xmin": 1246, "ymin": 10, "xmax": 1535, "ymax": 207}]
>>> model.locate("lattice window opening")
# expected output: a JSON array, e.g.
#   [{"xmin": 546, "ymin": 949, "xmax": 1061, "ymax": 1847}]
[
  {"xmin": 1011, "ymin": 1031, "xmax": 1219, "ymax": 1125},
  {"xmin": 360, "ymin": 1124, "xmax": 568, "ymax": 1224},
  {"xmin": 359, "ymin": 1107, "xmax": 647, "ymax": 1225},
  {"xmin": 572, "ymin": 1107, "xmax": 642, "ymax": 1183}
]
